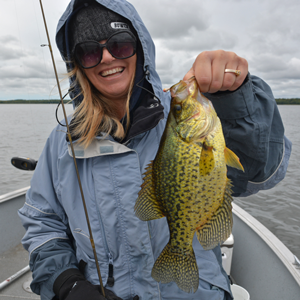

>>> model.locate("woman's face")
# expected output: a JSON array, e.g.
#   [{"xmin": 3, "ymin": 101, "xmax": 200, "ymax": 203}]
[{"xmin": 83, "ymin": 41, "xmax": 137, "ymax": 103}]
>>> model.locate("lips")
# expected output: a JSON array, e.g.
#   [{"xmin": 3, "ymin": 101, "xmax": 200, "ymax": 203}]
[{"xmin": 100, "ymin": 67, "xmax": 124, "ymax": 77}]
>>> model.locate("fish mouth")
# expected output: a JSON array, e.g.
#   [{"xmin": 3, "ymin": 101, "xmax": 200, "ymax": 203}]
[{"xmin": 100, "ymin": 67, "xmax": 124, "ymax": 77}]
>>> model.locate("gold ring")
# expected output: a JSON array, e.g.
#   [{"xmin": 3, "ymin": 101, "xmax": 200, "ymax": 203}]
[{"xmin": 225, "ymin": 69, "xmax": 241, "ymax": 76}]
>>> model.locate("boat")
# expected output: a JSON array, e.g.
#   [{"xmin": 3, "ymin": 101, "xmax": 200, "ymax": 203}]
[{"xmin": 1, "ymin": 187, "xmax": 300, "ymax": 300}]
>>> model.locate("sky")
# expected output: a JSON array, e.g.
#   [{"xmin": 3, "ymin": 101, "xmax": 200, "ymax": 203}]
[{"xmin": 0, "ymin": 0, "xmax": 299, "ymax": 100}]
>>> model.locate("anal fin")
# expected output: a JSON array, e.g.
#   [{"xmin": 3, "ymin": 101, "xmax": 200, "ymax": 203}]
[
  {"xmin": 134, "ymin": 162, "xmax": 164, "ymax": 221},
  {"xmin": 196, "ymin": 179, "xmax": 233, "ymax": 250}
]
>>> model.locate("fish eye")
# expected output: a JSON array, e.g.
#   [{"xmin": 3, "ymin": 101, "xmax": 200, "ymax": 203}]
[{"xmin": 174, "ymin": 104, "xmax": 182, "ymax": 112}]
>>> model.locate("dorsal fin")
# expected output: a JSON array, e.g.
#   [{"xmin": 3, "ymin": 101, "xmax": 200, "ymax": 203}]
[{"xmin": 134, "ymin": 161, "xmax": 165, "ymax": 221}]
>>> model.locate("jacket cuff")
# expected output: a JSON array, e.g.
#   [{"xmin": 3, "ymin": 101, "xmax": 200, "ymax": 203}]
[
  {"xmin": 53, "ymin": 268, "xmax": 85, "ymax": 297},
  {"xmin": 204, "ymin": 74, "xmax": 254, "ymax": 119},
  {"xmin": 239, "ymin": 135, "xmax": 292, "ymax": 197}
]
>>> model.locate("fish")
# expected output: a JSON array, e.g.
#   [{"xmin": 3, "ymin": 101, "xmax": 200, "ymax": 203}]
[{"xmin": 134, "ymin": 77, "xmax": 244, "ymax": 293}]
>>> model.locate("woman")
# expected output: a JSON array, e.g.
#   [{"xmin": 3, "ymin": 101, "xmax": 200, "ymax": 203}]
[{"xmin": 18, "ymin": 1, "xmax": 291, "ymax": 300}]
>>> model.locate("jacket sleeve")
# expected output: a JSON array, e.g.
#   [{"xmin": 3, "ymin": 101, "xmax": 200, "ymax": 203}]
[
  {"xmin": 18, "ymin": 130, "xmax": 79, "ymax": 300},
  {"xmin": 205, "ymin": 74, "xmax": 292, "ymax": 197}
]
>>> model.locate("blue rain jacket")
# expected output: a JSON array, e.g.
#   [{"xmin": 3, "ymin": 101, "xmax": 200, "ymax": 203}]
[{"xmin": 18, "ymin": 1, "xmax": 291, "ymax": 300}]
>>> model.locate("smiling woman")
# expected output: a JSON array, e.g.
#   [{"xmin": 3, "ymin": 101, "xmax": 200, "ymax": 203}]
[{"xmin": 66, "ymin": 3, "xmax": 138, "ymax": 146}]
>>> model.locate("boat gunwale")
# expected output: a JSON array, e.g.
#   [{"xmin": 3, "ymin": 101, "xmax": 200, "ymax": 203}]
[
  {"xmin": 0, "ymin": 186, "xmax": 29, "ymax": 204},
  {"xmin": 232, "ymin": 202, "xmax": 300, "ymax": 286}
]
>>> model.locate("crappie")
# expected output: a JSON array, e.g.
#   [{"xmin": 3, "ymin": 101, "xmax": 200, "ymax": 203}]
[{"xmin": 134, "ymin": 77, "xmax": 244, "ymax": 293}]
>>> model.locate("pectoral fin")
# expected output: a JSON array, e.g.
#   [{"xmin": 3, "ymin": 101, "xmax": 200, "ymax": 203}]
[
  {"xmin": 134, "ymin": 162, "xmax": 165, "ymax": 221},
  {"xmin": 224, "ymin": 147, "xmax": 244, "ymax": 171},
  {"xmin": 199, "ymin": 142, "xmax": 215, "ymax": 176}
]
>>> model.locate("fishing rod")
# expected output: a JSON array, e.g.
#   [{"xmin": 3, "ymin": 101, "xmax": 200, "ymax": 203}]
[{"xmin": 38, "ymin": 0, "xmax": 105, "ymax": 296}]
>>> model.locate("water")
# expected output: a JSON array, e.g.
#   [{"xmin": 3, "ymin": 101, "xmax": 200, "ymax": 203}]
[
  {"xmin": 235, "ymin": 105, "xmax": 300, "ymax": 258},
  {"xmin": 0, "ymin": 104, "xmax": 73, "ymax": 195},
  {"xmin": 0, "ymin": 104, "xmax": 299, "ymax": 259}
]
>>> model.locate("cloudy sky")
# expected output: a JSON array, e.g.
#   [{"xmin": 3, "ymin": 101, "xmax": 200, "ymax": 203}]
[{"xmin": 0, "ymin": 0, "xmax": 299, "ymax": 100}]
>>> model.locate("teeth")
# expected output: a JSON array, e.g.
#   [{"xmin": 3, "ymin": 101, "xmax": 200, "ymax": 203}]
[{"xmin": 101, "ymin": 67, "xmax": 124, "ymax": 77}]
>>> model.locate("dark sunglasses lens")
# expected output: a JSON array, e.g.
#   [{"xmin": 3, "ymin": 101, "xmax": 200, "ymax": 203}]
[
  {"xmin": 107, "ymin": 32, "xmax": 136, "ymax": 59},
  {"xmin": 75, "ymin": 42, "xmax": 102, "ymax": 68}
]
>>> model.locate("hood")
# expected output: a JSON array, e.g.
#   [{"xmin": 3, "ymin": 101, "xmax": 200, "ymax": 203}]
[{"xmin": 56, "ymin": 0, "xmax": 164, "ymax": 108}]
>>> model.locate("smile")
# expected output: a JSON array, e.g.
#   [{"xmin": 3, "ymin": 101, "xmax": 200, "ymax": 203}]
[{"xmin": 100, "ymin": 67, "xmax": 124, "ymax": 77}]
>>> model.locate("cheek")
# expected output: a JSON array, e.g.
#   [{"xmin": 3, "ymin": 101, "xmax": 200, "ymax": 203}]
[
  {"xmin": 84, "ymin": 70, "xmax": 102, "ymax": 91},
  {"xmin": 128, "ymin": 56, "xmax": 137, "ymax": 74},
  {"xmin": 83, "ymin": 69, "xmax": 94, "ymax": 83}
]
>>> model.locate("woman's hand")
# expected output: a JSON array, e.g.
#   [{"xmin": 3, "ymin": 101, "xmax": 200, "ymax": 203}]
[
  {"xmin": 183, "ymin": 50, "xmax": 248, "ymax": 93},
  {"xmin": 63, "ymin": 281, "xmax": 124, "ymax": 300}
]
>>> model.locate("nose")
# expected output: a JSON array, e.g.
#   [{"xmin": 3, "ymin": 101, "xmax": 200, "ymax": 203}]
[{"xmin": 101, "ymin": 47, "xmax": 115, "ymax": 64}]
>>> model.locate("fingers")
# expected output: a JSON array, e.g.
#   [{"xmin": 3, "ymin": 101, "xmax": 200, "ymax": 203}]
[
  {"xmin": 225, "ymin": 57, "xmax": 248, "ymax": 91},
  {"xmin": 183, "ymin": 52, "xmax": 212, "ymax": 92},
  {"xmin": 182, "ymin": 50, "xmax": 248, "ymax": 93},
  {"xmin": 210, "ymin": 50, "xmax": 229, "ymax": 93}
]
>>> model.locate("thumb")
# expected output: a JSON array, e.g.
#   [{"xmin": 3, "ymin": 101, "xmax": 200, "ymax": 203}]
[{"xmin": 182, "ymin": 67, "xmax": 195, "ymax": 81}]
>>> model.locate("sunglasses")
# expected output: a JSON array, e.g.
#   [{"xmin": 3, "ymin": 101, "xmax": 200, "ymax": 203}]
[{"xmin": 74, "ymin": 31, "xmax": 137, "ymax": 69}]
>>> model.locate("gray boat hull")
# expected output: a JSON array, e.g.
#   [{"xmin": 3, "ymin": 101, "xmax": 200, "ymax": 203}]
[{"xmin": 1, "ymin": 189, "xmax": 300, "ymax": 299}]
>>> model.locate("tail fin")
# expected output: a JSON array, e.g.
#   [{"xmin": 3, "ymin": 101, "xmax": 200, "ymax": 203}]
[{"xmin": 151, "ymin": 243, "xmax": 199, "ymax": 293}]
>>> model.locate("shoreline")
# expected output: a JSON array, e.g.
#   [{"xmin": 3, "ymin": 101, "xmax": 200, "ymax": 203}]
[
  {"xmin": 0, "ymin": 99, "xmax": 299, "ymax": 105},
  {"xmin": 0, "ymin": 100, "xmax": 70, "ymax": 104}
]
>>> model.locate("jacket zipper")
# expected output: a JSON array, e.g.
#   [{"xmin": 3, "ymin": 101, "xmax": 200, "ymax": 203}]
[
  {"xmin": 97, "ymin": 209, "xmax": 115, "ymax": 287},
  {"xmin": 107, "ymin": 253, "xmax": 115, "ymax": 287}
]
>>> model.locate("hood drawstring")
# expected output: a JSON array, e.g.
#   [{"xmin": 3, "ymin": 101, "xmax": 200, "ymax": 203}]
[{"xmin": 135, "ymin": 69, "xmax": 161, "ymax": 106}]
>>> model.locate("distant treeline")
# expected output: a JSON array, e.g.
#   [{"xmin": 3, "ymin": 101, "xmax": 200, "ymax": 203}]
[
  {"xmin": 0, "ymin": 100, "xmax": 70, "ymax": 104},
  {"xmin": 275, "ymin": 98, "xmax": 300, "ymax": 105},
  {"xmin": 1, "ymin": 98, "xmax": 300, "ymax": 104}
]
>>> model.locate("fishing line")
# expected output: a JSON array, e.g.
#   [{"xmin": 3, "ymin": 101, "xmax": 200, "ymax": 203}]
[
  {"xmin": 31, "ymin": 0, "xmax": 53, "ymax": 99},
  {"xmin": 38, "ymin": 1, "xmax": 106, "ymax": 296},
  {"xmin": 55, "ymin": 92, "xmax": 70, "ymax": 127}
]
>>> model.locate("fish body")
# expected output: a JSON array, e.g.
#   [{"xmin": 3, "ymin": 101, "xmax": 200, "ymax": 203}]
[{"xmin": 134, "ymin": 77, "xmax": 243, "ymax": 293}]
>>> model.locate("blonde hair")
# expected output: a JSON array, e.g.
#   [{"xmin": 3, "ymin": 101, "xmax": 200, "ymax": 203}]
[{"xmin": 68, "ymin": 64, "xmax": 135, "ymax": 147}]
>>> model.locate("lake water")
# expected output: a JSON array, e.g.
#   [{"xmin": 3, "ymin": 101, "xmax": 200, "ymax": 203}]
[{"xmin": 0, "ymin": 104, "xmax": 299, "ymax": 259}]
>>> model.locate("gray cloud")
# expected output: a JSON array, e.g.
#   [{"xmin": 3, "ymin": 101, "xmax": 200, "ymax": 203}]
[
  {"xmin": 0, "ymin": 0, "xmax": 299, "ymax": 99},
  {"xmin": 155, "ymin": 47, "xmax": 195, "ymax": 87},
  {"xmin": 0, "ymin": 76, "xmax": 64, "ymax": 100},
  {"xmin": 239, "ymin": 0, "xmax": 300, "ymax": 97},
  {"xmin": 250, "ymin": 55, "xmax": 300, "ymax": 80},
  {"xmin": 245, "ymin": 0, "xmax": 300, "ymax": 56},
  {"xmin": 128, "ymin": 0, "xmax": 208, "ymax": 39},
  {"xmin": 157, "ymin": 27, "xmax": 237, "ymax": 52},
  {"xmin": 0, "ymin": 47, "xmax": 23, "ymax": 60},
  {"xmin": 0, "ymin": 35, "xmax": 19, "ymax": 43},
  {"xmin": 0, "ymin": 55, "xmax": 65, "ymax": 79},
  {"xmin": 266, "ymin": 78, "xmax": 300, "ymax": 98},
  {"xmin": 0, "ymin": 35, "xmax": 27, "ymax": 60}
]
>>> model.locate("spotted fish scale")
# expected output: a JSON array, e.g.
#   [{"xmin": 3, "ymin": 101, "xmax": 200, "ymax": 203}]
[{"xmin": 134, "ymin": 77, "xmax": 244, "ymax": 293}]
